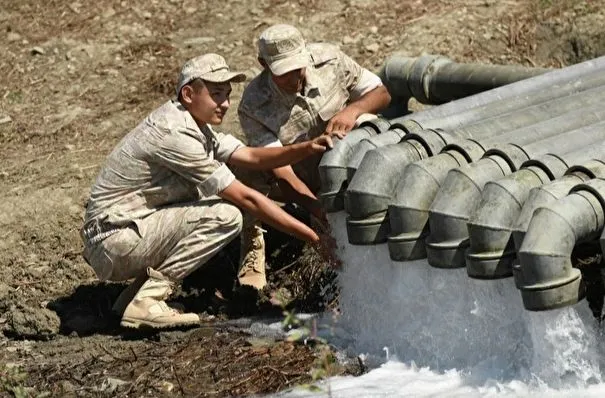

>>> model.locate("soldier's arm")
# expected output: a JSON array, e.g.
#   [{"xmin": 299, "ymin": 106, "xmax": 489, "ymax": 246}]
[
  {"xmin": 227, "ymin": 135, "xmax": 333, "ymax": 170},
  {"xmin": 219, "ymin": 179, "xmax": 319, "ymax": 243},
  {"xmin": 324, "ymin": 52, "xmax": 391, "ymax": 135},
  {"xmin": 273, "ymin": 165, "xmax": 325, "ymax": 218},
  {"xmin": 325, "ymin": 85, "xmax": 390, "ymax": 135},
  {"xmin": 235, "ymin": 106, "xmax": 326, "ymax": 218}
]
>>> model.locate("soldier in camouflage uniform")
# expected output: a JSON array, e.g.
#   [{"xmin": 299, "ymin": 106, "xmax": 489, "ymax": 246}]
[
  {"xmin": 80, "ymin": 53, "xmax": 333, "ymax": 329},
  {"xmin": 237, "ymin": 24, "xmax": 391, "ymax": 290}
]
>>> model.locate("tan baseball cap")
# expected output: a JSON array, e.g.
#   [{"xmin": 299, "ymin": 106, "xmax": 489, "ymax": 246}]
[
  {"xmin": 176, "ymin": 53, "xmax": 246, "ymax": 96},
  {"xmin": 258, "ymin": 24, "xmax": 310, "ymax": 76}
]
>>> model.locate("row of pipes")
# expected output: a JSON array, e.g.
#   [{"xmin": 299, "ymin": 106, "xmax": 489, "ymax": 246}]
[{"xmin": 319, "ymin": 54, "xmax": 605, "ymax": 312}]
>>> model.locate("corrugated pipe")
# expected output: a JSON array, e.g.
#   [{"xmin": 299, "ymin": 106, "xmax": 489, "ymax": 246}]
[
  {"xmin": 317, "ymin": 118, "xmax": 391, "ymax": 212},
  {"xmin": 378, "ymin": 54, "xmax": 549, "ymax": 113},
  {"xmin": 516, "ymin": 179, "xmax": 605, "ymax": 311},
  {"xmin": 425, "ymin": 107, "xmax": 605, "ymax": 268},
  {"xmin": 467, "ymin": 138, "xmax": 605, "ymax": 279},
  {"xmin": 345, "ymin": 56, "xmax": 605, "ymax": 180},
  {"xmin": 387, "ymin": 75, "xmax": 605, "ymax": 260}
]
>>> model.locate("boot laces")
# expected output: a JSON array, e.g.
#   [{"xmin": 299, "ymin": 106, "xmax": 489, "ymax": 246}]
[{"xmin": 240, "ymin": 227, "xmax": 264, "ymax": 274}]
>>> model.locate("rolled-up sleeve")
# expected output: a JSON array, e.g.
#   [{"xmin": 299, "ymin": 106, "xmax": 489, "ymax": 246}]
[
  {"xmin": 155, "ymin": 131, "xmax": 236, "ymax": 196},
  {"xmin": 337, "ymin": 51, "xmax": 383, "ymax": 100},
  {"xmin": 350, "ymin": 69, "xmax": 383, "ymax": 100}
]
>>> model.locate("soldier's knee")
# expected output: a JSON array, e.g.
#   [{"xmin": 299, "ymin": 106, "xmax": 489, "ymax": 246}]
[{"xmin": 216, "ymin": 202, "xmax": 243, "ymax": 234}]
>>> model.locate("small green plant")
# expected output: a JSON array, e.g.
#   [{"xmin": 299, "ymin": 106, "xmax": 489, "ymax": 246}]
[
  {"xmin": 1, "ymin": 364, "xmax": 49, "ymax": 398},
  {"xmin": 1, "ymin": 364, "xmax": 28, "ymax": 398}
]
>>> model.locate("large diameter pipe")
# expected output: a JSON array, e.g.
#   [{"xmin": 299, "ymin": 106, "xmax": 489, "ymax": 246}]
[
  {"xmin": 388, "ymin": 97, "xmax": 605, "ymax": 262},
  {"xmin": 426, "ymin": 119, "xmax": 605, "ymax": 269},
  {"xmin": 380, "ymin": 54, "xmax": 604, "ymax": 119},
  {"xmin": 317, "ymin": 118, "xmax": 391, "ymax": 212},
  {"xmin": 466, "ymin": 138, "xmax": 605, "ymax": 279},
  {"xmin": 426, "ymin": 61, "xmax": 550, "ymax": 104},
  {"xmin": 347, "ymin": 58, "xmax": 605, "ymax": 179},
  {"xmin": 516, "ymin": 179, "xmax": 605, "ymax": 311},
  {"xmin": 344, "ymin": 129, "xmax": 454, "ymax": 244},
  {"xmin": 511, "ymin": 160, "xmax": 605, "ymax": 254},
  {"xmin": 379, "ymin": 54, "xmax": 549, "ymax": 108},
  {"xmin": 346, "ymin": 122, "xmax": 415, "ymax": 181}
]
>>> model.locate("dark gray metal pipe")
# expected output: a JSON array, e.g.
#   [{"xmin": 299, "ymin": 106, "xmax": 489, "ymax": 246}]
[
  {"xmin": 427, "ymin": 62, "xmax": 550, "ymax": 105},
  {"xmin": 344, "ymin": 129, "xmax": 454, "ymax": 244},
  {"xmin": 426, "ymin": 115, "xmax": 605, "ymax": 268},
  {"xmin": 511, "ymin": 162, "xmax": 605, "ymax": 289},
  {"xmin": 516, "ymin": 179, "xmax": 605, "ymax": 311},
  {"xmin": 511, "ymin": 160, "xmax": 605, "ymax": 253},
  {"xmin": 346, "ymin": 57, "xmax": 605, "ymax": 180},
  {"xmin": 379, "ymin": 54, "xmax": 549, "ymax": 108},
  {"xmin": 387, "ymin": 93, "xmax": 605, "ymax": 261},
  {"xmin": 467, "ymin": 137, "xmax": 605, "ymax": 279},
  {"xmin": 346, "ymin": 122, "xmax": 414, "ymax": 182},
  {"xmin": 317, "ymin": 118, "xmax": 391, "ymax": 213}
]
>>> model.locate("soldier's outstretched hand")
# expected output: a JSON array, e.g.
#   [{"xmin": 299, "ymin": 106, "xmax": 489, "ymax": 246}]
[{"xmin": 308, "ymin": 135, "xmax": 334, "ymax": 153}]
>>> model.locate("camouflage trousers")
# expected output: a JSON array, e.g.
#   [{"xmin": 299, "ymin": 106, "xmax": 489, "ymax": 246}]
[{"xmin": 82, "ymin": 199, "xmax": 243, "ymax": 282}]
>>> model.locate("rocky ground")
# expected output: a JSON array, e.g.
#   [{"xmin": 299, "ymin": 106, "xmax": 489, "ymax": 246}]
[{"xmin": 2, "ymin": 0, "xmax": 605, "ymax": 396}]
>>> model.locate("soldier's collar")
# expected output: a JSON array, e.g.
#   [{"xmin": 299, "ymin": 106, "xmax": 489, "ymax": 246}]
[{"xmin": 302, "ymin": 66, "xmax": 321, "ymax": 96}]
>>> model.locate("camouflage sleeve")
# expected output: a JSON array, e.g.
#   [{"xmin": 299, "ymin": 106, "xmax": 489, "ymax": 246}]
[
  {"xmin": 350, "ymin": 69, "xmax": 383, "ymax": 100},
  {"xmin": 238, "ymin": 108, "xmax": 281, "ymax": 148},
  {"xmin": 336, "ymin": 50, "xmax": 364, "ymax": 93},
  {"xmin": 212, "ymin": 130, "xmax": 246, "ymax": 163},
  {"xmin": 155, "ymin": 130, "xmax": 236, "ymax": 196}
]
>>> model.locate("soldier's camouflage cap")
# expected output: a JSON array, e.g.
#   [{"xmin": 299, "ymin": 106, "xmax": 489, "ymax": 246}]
[
  {"xmin": 258, "ymin": 24, "xmax": 310, "ymax": 76},
  {"xmin": 176, "ymin": 53, "xmax": 246, "ymax": 96}
]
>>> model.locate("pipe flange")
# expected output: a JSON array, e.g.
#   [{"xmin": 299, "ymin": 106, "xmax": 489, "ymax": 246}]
[
  {"xmin": 318, "ymin": 190, "xmax": 344, "ymax": 213},
  {"xmin": 465, "ymin": 249, "xmax": 516, "ymax": 279},
  {"xmin": 346, "ymin": 212, "xmax": 390, "ymax": 245},
  {"xmin": 359, "ymin": 117, "xmax": 391, "ymax": 135},
  {"xmin": 425, "ymin": 236, "xmax": 469, "ymax": 268},
  {"xmin": 519, "ymin": 268, "xmax": 584, "ymax": 311},
  {"xmin": 407, "ymin": 55, "xmax": 451, "ymax": 104},
  {"xmin": 388, "ymin": 231, "xmax": 428, "ymax": 261},
  {"xmin": 389, "ymin": 120, "xmax": 423, "ymax": 136},
  {"xmin": 403, "ymin": 129, "xmax": 450, "ymax": 156},
  {"xmin": 512, "ymin": 262, "xmax": 523, "ymax": 289},
  {"xmin": 441, "ymin": 139, "xmax": 487, "ymax": 163}
]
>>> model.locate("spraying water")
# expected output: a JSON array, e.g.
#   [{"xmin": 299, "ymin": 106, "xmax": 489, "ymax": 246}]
[{"xmin": 279, "ymin": 212, "xmax": 605, "ymax": 396}]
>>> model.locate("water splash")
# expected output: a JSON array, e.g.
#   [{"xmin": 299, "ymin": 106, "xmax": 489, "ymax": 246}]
[
  {"xmin": 327, "ymin": 211, "xmax": 605, "ymax": 390},
  {"xmin": 527, "ymin": 305, "xmax": 603, "ymax": 388}
]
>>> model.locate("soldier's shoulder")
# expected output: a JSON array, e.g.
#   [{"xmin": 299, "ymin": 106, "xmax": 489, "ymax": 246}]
[
  {"xmin": 308, "ymin": 42, "xmax": 341, "ymax": 66},
  {"xmin": 239, "ymin": 72, "xmax": 272, "ymax": 111}
]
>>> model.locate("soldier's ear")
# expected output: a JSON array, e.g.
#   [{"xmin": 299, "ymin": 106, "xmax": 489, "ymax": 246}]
[
  {"xmin": 258, "ymin": 57, "xmax": 268, "ymax": 69},
  {"xmin": 180, "ymin": 84, "xmax": 194, "ymax": 105}
]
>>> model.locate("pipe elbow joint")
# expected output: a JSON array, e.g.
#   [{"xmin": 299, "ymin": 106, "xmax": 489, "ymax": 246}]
[{"xmin": 516, "ymin": 186, "xmax": 605, "ymax": 311}]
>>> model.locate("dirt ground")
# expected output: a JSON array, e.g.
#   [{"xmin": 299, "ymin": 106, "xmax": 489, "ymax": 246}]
[{"xmin": 2, "ymin": 0, "xmax": 605, "ymax": 396}]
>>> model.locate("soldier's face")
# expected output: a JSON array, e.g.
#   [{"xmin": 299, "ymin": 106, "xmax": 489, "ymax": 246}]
[
  {"xmin": 272, "ymin": 68, "xmax": 306, "ymax": 94},
  {"xmin": 187, "ymin": 81, "xmax": 232, "ymax": 125}
]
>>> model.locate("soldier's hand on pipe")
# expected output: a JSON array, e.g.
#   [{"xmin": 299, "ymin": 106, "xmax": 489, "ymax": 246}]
[
  {"xmin": 324, "ymin": 107, "xmax": 358, "ymax": 137},
  {"xmin": 308, "ymin": 135, "xmax": 334, "ymax": 153}
]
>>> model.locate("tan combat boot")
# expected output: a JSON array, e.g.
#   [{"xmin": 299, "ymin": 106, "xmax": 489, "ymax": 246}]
[
  {"xmin": 238, "ymin": 221, "xmax": 267, "ymax": 290},
  {"xmin": 120, "ymin": 268, "xmax": 200, "ymax": 329}
]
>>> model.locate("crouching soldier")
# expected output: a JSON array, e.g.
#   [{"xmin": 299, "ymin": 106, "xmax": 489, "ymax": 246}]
[
  {"xmin": 236, "ymin": 24, "xmax": 391, "ymax": 290},
  {"xmin": 80, "ymin": 53, "xmax": 333, "ymax": 329}
]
